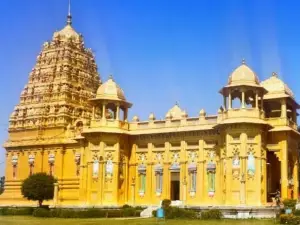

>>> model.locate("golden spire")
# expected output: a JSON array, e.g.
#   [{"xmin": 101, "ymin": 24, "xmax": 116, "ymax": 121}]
[
  {"xmin": 241, "ymin": 58, "xmax": 246, "ymax": 65},
  {"xmin": 67, "ymin": 0, "xmax": 72, "ymax": 26}
]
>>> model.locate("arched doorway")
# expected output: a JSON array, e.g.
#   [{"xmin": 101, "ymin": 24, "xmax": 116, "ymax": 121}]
[{"xmin": 267, "ymin": 151, "xmax": 281, "ymax": 202}]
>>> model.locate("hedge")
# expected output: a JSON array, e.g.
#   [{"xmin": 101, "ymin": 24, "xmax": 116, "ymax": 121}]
[
  {"xmin": 280, "ymin": 214, "xmax": 300, "ymax": 224},
  {"xmin": 201, "ymin": 209, "xmax": 223, "ymax": 220},
  {"xmin": 0, "ymin": 207, "xmax": 34, "ymax": 216}
]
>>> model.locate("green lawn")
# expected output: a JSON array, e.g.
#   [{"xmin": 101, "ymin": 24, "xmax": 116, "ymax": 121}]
[{"xmin": 0, "ymin": 217, "xmax": 275, "ymax": 225}]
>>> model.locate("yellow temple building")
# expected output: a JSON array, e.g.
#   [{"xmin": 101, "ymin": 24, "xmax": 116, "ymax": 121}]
[{"xmin": 1, "ymin": 5, "xmax": 300, "ymax": 209}]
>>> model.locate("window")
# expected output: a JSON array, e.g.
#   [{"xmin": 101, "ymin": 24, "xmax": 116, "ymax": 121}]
[
  {"xmin": 190, "ymin": 171, "xmax": 197, "ymax": 192},
  {"xmin": 139, "ymin": 173, "xmax": 146, "ymax": 193},
  {"xmin": 155, "ymin": 171, "xmax": 163, "ymax": 194}
]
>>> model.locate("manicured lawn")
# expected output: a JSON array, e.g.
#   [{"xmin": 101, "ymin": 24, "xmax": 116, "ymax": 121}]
[{"xmin": 0, "ymin": 217, "xmax": 275, "ymax": 225}]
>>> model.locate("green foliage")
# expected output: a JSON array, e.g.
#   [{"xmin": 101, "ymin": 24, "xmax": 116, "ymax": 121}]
[
  {"xmin": 152, "ymin": 210, "xmax": 157, "ymax": 217},
  {"xmin": 201, "ymin": 209, "xmax": 223, "ymax": 220},
  {"xmin": 32, "ymin": 208, "xmax": 51, "ymax": 217},
  {"xmin": 31, "ymin": 207, "xmax": 140, "ymax": 218},
  {"xmin": 152, "ymin": 207, "xmax": 197, "ymax": 219},
  {"xmin": 21, "ymin": 173, "xmax": 55, "ymax": 207},
  {"xmin": 294, "ymin": 209, "xmax": 300, "ymax": 216},
  {"xmin": 283, "ymin": 199, "xmax": 297, "ymax": 209},
  {"xmin": 279, "ymin": 214, "xmax": 300, "ymax": 224},
  {"xmin": 162, "ymin": 199, "xmax": 171, "ymax": 208},
  {"xmin": 0, "ymin": 207, "xmax": 34, "ymax": 216}
]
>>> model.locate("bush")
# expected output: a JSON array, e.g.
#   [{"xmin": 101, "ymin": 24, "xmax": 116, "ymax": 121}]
[
  {"xmin": 152, "ymin": 209, "xmax": 157, "ymax": 217},
  {"xmin": 33, "ymin": 208, "xmax": 51, "ymax": 217},
  {"xmin": 0, "ymin": 207, "xmax": 34, "ymax": 216},
  {"xmin": 152, "ymin": 206, "xmax": 196, "ymax": 219},
  {"xmin": 279, "ymin": 214, "xmax": 300, "ymax": 224},
  {"xmin": 283, "ymin": 199, "xmax": 297, "ymax": 209},
  {"xmin": 294, "ymin": 209, "xmax": 300, "ymax": 216},
  {"xmin": 201, "ymin": 209, "xmax": 223, "ymax": 220},
  {"xmin": 161, "ymin": 199, "xmax": 171, "ymax": 208}
]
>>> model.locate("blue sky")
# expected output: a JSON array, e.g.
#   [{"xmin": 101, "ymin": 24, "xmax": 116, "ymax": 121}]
[{"xmin": 0, "ymin": 0, "xmax": 300, "ymax": 176}]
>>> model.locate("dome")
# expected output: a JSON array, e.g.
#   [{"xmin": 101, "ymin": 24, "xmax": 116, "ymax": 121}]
[
  {"xmin": 53, "ymin": 24, "xmax": 82, "ymax": 43},
  {"xmin": 96, "ymin": 75, "xmax": 126, "ymax": 101},
  {"xmin": 228, "ymin": 60, "xmax": 260, "ymax": 86},
  {"xmin": 261, "ymin": 72, "xmax": 294, "ymax": 99},
  {"xmin": 166, "ymin": 103, "xmax": 184, "ymax": 119}
]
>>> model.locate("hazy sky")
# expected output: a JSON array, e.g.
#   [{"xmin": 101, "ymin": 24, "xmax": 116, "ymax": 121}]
[{"xmin": 0, "ymin": 0, "xmax": 300, "ymax": 176}]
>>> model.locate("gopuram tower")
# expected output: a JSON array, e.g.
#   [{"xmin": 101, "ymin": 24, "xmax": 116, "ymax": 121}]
[{"xmin": 1, "ymin": 3, "xmax": 101, "ymax": 204}]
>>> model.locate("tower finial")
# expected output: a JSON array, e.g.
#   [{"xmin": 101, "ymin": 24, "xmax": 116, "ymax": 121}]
[
  {"xmin": 242, "ymin": 58, "xmax": 246, "ymax": 65},
  {"xmin": 67, "ymin": 0, "xmax": 72, "ymax": 25},
  {"xmin": 272, "ymin": 72, "xmax": 278, "ymax": 77}
]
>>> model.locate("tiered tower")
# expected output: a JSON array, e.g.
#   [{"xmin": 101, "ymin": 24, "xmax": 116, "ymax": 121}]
[{"xmin": 5, "ymin": 6, "xmax": 100, "ymax": 147}]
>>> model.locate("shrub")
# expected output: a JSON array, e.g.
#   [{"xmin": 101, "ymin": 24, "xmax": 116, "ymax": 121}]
[
  {"xmin": 123, "ymin": 207, "xmax": 136, "ymax": 217},
  {"xmin": 152, "ymin": 209, "xmax": 157, "ymax": 217},
  {"xmin": 0, "ymin": 207, "xmax": 33, "ymax": 216},
  {"xmin": 294, "ymin": 209, "xmax": 300, "ymax": 216},
  {"xmin": 33, "ymin": 208, "xmax": 51, "ymax": 217},
  {"xmin": 106, "ymin": 209, "xmax": 123, "ymax": 218},
  {"xmin": 161, "ymin": 199, "xmax": 171, "ymax": 208},
  {"xmin": 279, "ymin": 214, "xmax": 300, "ymax": 224},
  {"xmin": 122, "ymin": 204, "xmax": 131, "ymax": 209},
  {"xmin": 152, "ymin": 207, "xmax": 196, "ymax": 219},
  {"xmin": 201, "ymin": 209, "xmax": 223, "ymax": 220},
  {"xmin": 21, "ymin": 173, "xmax": 56, "ymax": 207},
  {"xmin": 82, "ymin": 209, "xmax": 107, "ymax": 218},
  {"xmin": 283, "ymin": 199, "xmax": 297, "ymax": 209}
]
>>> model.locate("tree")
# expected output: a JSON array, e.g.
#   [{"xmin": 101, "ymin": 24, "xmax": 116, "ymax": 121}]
[{"xmin": 21, "ymin": 173, "xmax": 55, "ymax": 207}]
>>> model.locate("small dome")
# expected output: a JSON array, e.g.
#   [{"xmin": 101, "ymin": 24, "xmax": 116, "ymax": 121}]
[
  {"xmin": 96, "ymin": 75, "xmax": 126, "ymax": 101},
  {"xmin": 132, "ymin": 115, "xmax": 139, "ymax": 122},
  {"xmin": 228, "ymin": 60, "xmax": 259, "ymax": 86},
  {"xmin": 261, "ymin": 72, "xmax": 294, "ymax": 98},
  {"xmin": 149, "ymin": 113, "xmax": 156, "ymax": 121},
  {"xmin": 166, "ymin": 103, "xmax": 183, "ymax": 119},
  {"xmin": 199, "ymin": 109, "xmax": 206, "ymax": 117},
  {"xmin": 53, "ymin": 24, "xmax": 82, "ymax": 43}
]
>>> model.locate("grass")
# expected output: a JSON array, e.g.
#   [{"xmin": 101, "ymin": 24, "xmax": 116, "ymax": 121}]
[{"xmin": 0, "ymin": 217, "xmax": 275, "ymax": 225}]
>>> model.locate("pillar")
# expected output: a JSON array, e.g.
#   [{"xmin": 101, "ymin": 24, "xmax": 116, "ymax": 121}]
[
  {"xmin": 281, "ymin": 99, "xmax": 287, "ymax": 118},
  {"xmin": 92, "ymin": 106, "xmax": 95, "ymax": 119},
  {"xmin": 241, "ymin": 90, "xmax": 245, "ymax": 109},
  {"xmin": 261, "ymin": 95, "xmax": 264, "ymax": 110},
  {"xmin": 228, "ymin": 92, "xmax": 232, "ymax": 109},
  {"xmin": 124, "ymin": 108, "xmax": 128, "ymax": 121},
  {"xmin": 281, "ymin": 141, "xmax": 288, "ymax": 199},
  {"xmin": 116, "ymin": 105, "xmax": 120, "ymax": 120},
  {"xmin": 293, "ymin": 159, "xmax": 299, "ymax": 200},
  {"xmin": 255, "ymin": 92, "xmax": 259, "ymax": 109},
  {"xmin": 223, "ymin": 96, "xmax": 227, "ymax": 110},
  {"xmin": 53, "ymin": 183, "xmax": 58, "ymax": 206},
  {"xmin": 102, "ymin": 103, "xmax": 106, "ymax": 121}
]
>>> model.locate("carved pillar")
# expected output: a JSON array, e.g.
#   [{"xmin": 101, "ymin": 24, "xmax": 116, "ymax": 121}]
[
  {"xmin": 53, "ymin": 183, "xmax": 58, "ymax": 206},
  {"xmin": 92, "ymin": 106, "xmax": 95, "ymax": 119},
  {"xmin": 261, "ymin": 95, "xmax": 264, "ymax": 110}
]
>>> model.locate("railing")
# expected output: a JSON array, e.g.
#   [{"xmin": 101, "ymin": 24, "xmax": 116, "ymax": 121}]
[{"xmin": 266, "ymin": 117, "xmax": 298, "ymax": 130}]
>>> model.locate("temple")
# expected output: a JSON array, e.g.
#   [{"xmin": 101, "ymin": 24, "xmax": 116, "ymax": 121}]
[{"xmin": 1, "ymin": 5, "xmax": 299, "ymax": 208}]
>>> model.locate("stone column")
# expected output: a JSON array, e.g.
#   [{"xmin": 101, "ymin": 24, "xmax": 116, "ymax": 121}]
[
  {"xmin": 281, "ymin": 141, "xmax": 288, "ymax": 199},
  {"xmin": 116, "ymin": 105, "xmax": 120, "ymax": 120},
  {"xmin": 281, "ymin": 99, "xmax": 287, "ymax": 118},
  {"xmin": 102, "ymin": 103, "xmax": 106, "ymax": 121},
  {"xmin": 92, "ymin": 106, "xmax": 95, "ymax": 119},
  {"xmin": 53, "ymin": 183, "xmax": 58, "ymax": 207},
  {"xmin": 241, "ymin": 90, "xmax": 245, "ymax": 109},
  {"xmin": 261, "ymin": 95, "xmax": 264, "ymax": 110},
  {"xmin": 223, "ymin": 96, "xmax": 227, "ymax": 110},
  {"xmin": 293, "ymin": 159, "xmax": 299, "ymax": 200},
  {"xmin": 255, "ymin": 92, "xmax": 259, "ymax": 109},
  {"xmin": 124, "ymin": 108, "xmax": 128, "ymax": 121},
  {"xmin": 228, "ymin": 92, "xmax": 232, "ymax": 109}
]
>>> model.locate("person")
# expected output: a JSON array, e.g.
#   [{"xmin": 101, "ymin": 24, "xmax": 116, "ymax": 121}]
[{"xmin": 274, "ymin": 190, "xmax": 281, "ymax": 206}]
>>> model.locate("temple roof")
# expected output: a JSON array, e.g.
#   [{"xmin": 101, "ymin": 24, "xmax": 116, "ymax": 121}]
[
  {"xmin": 228, "ymin": 60, "xmax": 260, "ymax": 87},
  {"xmin": 96, "ymin": 75, "xmax": 126, "ymax": 101},
  {"xmin": 261, "ymin": 72, "xmax": 295, "ymax": 99}
]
